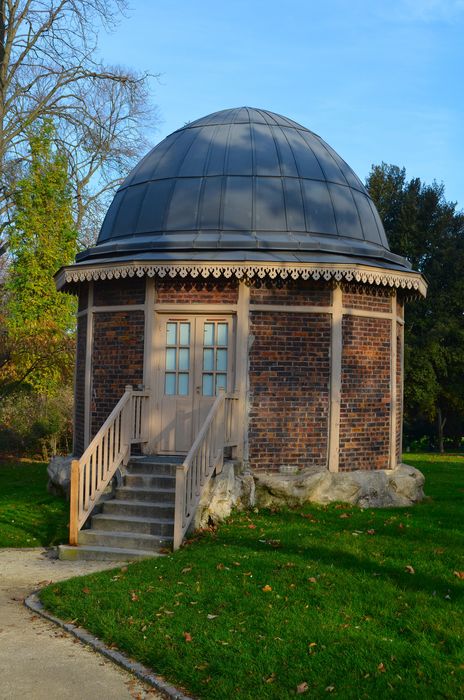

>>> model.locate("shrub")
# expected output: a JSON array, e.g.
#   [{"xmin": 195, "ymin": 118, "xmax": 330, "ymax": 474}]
[{"xmin": 0, "ymin": 388, "xmax": 73, "ymax": 458}]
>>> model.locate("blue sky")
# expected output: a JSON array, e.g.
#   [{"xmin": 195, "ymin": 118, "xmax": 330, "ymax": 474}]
[{"xmin": 99, "ymin": 0, "xmax": 463, "ymax": 209}]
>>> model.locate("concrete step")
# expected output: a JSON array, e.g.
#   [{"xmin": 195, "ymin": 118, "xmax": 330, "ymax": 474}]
[
  {"xmin": 103, "ymin": 499, "xmax": 175, "ymax": 520},
  {"xmin": 127, "ymin": 464, "xmax": 177, "ymax": 476},
  {"xmin": 78, "ymin": 530, "xmax": 172, "ymax": 551},
  {"xmin": 58, "ymin": 544, "xmax": 160, "ymax": 562},
  {"xmin": 127, "ymin": 457, "xmax": 182, "ymax": 476},
  {"xmin": 91, "ymin": 513, "xmax": 174, "ymax": 536},
  {"xmin": 124, "ymin": 474, "xmax": 176, "ymax": 489},
  {"xmin": 115, "ymin": 486, "xmax": 175, "ymax": 503}
]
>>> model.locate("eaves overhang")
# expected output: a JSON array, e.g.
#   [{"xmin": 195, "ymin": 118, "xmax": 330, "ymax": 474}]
[{"xmin": 55, "ymin": 255, "xmax": 427, "ymax": 298}]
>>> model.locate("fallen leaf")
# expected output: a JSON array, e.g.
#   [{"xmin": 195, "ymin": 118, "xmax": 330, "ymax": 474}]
[
  {"xmin": 339, "ymin": 513, "xmax": 350, "ymax": 519},
  {"xmin": 367, "ymin": 529, "xmax": 376, "ymax": 535},
  {"xmin": 207, "ymin": 614, "xmax": 218, "ymax": 619},
  {"xmin": 453, "ymin": 571, "xmax": 464, "ymax": 580},
  {"xmin": 378, "ymin": 662, "xmax": 386, "ymax": 673},
  {"xmin": 182, "ymin": 566, "xmax": 192, "ymax": 574},
  {"xmin": 82, "ymin": 587, "xmax": 91, "ymax": 594},
  {"xmin": 248, "ymin": 524, "xmax": 257, "ymax": 529},
  {"xmin": 309, "ymin": 642, "xmax": 317, "ymax": 647},
  {"xmin": 262, "ymin": 584, "xmax": 272, "ymax": 592},
  {"xmin": 183, "ymin": 631, "xmax": 192, "ymax": 642},
  {"xmin": 264, "ymin": 673, "xmax": 276, "ymax": 684},
  {"xmin": 325, "ymin": 686, "xmax": 335, "ymax": 693},
  {"xmin": 308, "ymin": 577, "xmax": 317, "ymax": 584},
  {"xmin": 297, "ymin": 681, "xmax": 309, "ymax": 694},
  {"xmin": 130, "ymin": 592, "xmax": 139, "ymax": 601},
  {"xmin": 405, "ymin": 565, "xmax": 415, "ymax": 574}
]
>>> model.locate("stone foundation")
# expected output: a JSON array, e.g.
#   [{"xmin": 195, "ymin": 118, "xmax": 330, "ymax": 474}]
[{"xmin": 192, "ymin": 462, "xmax": 425, "ymax": 527}]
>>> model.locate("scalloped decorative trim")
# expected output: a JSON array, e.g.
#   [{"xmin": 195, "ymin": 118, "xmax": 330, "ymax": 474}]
[{"xmin": 56, "ymin": 262, "xmax": 427, "ymax": 296}]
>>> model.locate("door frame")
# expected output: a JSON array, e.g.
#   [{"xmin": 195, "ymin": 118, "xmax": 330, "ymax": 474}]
[{"xmin": 150, "ymin": 310, "xmax": 237, "ymax": 455}]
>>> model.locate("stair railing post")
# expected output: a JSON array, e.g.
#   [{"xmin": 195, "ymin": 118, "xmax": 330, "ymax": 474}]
[
  {"xmin": 69, "ymin": 459, "xmax": 80, "ymax": 545},
  {"xmin": 123, "ymin": 385, "xmax": 133, "ymax": 464},
  {"xmin": 215, "ymin": 388, "xmax": 226, "ymax": 475},
  {"xmin": 173, "ymin": 465, "xmax": 186, "ymax": 551}
]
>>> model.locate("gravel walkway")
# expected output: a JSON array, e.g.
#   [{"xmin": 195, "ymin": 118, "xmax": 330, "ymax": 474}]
[{"xmin": 0, "ymin": 548, "xmax": 167, "ymax": 700}]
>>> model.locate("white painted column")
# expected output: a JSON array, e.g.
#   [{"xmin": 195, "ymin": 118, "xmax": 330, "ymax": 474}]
[
  {"xmin": 399, "ymin": 309, "xmax": 405, "ymax": 460},
  {"xmin": 389, "ymin": 293, "xmax": 398, "ymax": 469},
  {"xmin": 328, "ymin": 285, "xmax": 342, "ymax": 472},
  {"xmin": 235, "ymin": 282, "xmax": 251, "ymax": 465},
  {"xmin": 142, "ymin": 277, "xmax": 156, "ymax": 453},
  {"xmin": 83, "ymin": 281, "xmax": 94, "ymax": 447}
]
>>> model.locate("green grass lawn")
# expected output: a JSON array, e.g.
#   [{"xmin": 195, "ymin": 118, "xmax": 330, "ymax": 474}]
[
  {"xmin": 0, "ymin": 460, "xmax": 68, "ymax": 547},
  {"xmin": 40, "ymin": 454, "xmax": 464, "ymax": 699}
]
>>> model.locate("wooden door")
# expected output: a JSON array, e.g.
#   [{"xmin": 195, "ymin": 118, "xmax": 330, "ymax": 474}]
[{"xmin": 155, "ymin": 315, "xmax": 234, "ymax": 454}]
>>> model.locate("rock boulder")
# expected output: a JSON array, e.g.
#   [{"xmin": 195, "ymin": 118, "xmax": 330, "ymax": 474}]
[
  {"xmin": 47, "ymin": 455, "xmax": 73, "ymax": 499},
  {"xmin": 254, "ymin": 463, "xmax": 425, "ymax": 509}
]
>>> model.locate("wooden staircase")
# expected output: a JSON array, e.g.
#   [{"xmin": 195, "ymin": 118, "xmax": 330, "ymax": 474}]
[
  {"xmin": 59, "ymin": 457, "xmax": 179, "ymax": 561},
  {"xmin": 60, "ymin": 385, "xmax": 239, "ymax": 561}
]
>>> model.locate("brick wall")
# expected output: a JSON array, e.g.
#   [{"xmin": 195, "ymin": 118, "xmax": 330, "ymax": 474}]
[
  {"xmin": 78, "ymin": 286, "xmax": 88, "ymax": 312},
  {"xmin": 250, "ymin": 281, "xmax": 330, "ymax": 306},
  {"xmin": 93, "ymin": 278, "xmax": 146, "ymax": 306},
  {"xmin": 342, "ymin": 287, "xmax": 392, "ymax": 312},
  {"xmin": 339, "ymin": 316, "xmax": 391, "ymax": 470},
  {"xmin": 249, "ymin": 311, "xmax": 331, "ymax": 471},
  {"xmin": 90, "ymin": 311, "xmax": 144, "ymax": 438},
  {"xmin": 74, "ymin": 315, "xmax": 87, "ymax": 456},
  {"xmin": 155, "ymin": 278, "xmax": 239, "ymax": 304}
]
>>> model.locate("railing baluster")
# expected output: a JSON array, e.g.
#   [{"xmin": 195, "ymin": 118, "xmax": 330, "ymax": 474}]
[{"xmin": 68, "ymin": 387, "xmax": 150, "ymax": 546}]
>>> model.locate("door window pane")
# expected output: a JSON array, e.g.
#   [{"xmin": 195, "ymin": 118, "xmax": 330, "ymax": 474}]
[
  {"xmin": 178, "ymin": 348, "xmax": 190, "ymax": 371},
  {"xmin": 166, "ymin": 348, "xmax": 176, "ymax": 371},
  {"xmin": 217, "ymin": 323, "xmax": 228, "ymax": 346},
  {"xmin": 216, "ymin": 374, "xmax": 227, "ymax": 392},
  {"xmin": 179, "ymin": 322, "xmax": 190, "ymax": 345},
  {"xmin": 203, "ymin": 348, "xmax": 214, "ymax": 371},
  {"xmin": 204, "ymin": 323, "xmax": 214, "ymax": 346},
  {"xmin": 202, "ymin": 374, "xmax": 214, "ymax": 396},
  {"xmin": 178, "ymin": 373, "xmax": 189, "ymax": 396},
  {"xmin": 164, "ymin": 321, "xmax": 191, "ymax": 396},
  {"xmin": 166, "ymin": 323, "xmax": 177, "ymax": 345},
  {"xmin": 165, "ymin": 373, "xmax": 176, "ymax": 395},
  {"xmin": 216, "ymin": 349, "xmax": 227, "ymax": 371}
]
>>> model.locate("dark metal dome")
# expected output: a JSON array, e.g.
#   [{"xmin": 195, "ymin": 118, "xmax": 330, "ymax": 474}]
[{"xmin": 77, "ymin": 107, "xmax": 410, "ymax": 271}]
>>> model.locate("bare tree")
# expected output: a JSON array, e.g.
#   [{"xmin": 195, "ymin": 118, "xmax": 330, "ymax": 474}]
[{"xmin": 0, "ymin": 0, "xmax": 156, "ymax": 245}]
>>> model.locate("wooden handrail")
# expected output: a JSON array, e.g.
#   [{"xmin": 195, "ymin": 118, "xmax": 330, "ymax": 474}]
[
  {"xmin": 173, "ymin": 390, "xmax": 239, "ymax": 550},
  {"xmin": 69, "ymin": 385, "xmax": 150, "ymax": 545}
]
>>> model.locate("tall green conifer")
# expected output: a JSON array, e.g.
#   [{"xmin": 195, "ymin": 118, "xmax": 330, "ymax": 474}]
[{"xmin": 4, "ymin": 121, "xmax": 77, "ymax": 395}]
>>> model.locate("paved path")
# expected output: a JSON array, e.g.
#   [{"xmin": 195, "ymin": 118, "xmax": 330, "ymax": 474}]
[{"xmin": 0, "ymin": 548, "xmax": 166, "ymax": 700}]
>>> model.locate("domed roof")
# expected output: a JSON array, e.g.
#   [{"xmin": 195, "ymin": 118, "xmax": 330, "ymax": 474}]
[{"xmin": 77, "ymin": 107, "xmax": 410, "ymax": 271}]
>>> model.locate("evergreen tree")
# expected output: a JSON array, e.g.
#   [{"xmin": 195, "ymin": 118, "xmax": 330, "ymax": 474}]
[
  {"xmin": 2, "ymin": 121, "xmax": 77, "ymax": 396},
  {"xmin": 367, "ymin": 163, "xmax": 464, "ymax": 451}
]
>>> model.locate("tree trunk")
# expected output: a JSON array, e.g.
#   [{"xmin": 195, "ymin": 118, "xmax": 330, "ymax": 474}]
[{"xmin": 437, "ymin": 407, "xmax": 446, "ymax": 454}]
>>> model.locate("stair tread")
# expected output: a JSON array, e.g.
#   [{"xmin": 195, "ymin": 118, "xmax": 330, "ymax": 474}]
[
  {"xmin": 93, "ymin": 513, "xmax": 174, "ymax": 525},
  {"xmin": 82, "ymin": 530, "xmax": 173, "ymax": 542},
  {"xmin": 106, "ymin": 499, "xmax": 175, "ymax": 507},
  {"xmin": 118, "ymin": 486, "xmax": 175, "ymax": 494},
  {"xmin": 60, "ymin": 544, "xmax": 162, "ymax": 557},
  {"xmin": 126, "ymin": 473, "xmax": 175, "ymax": 477}
]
